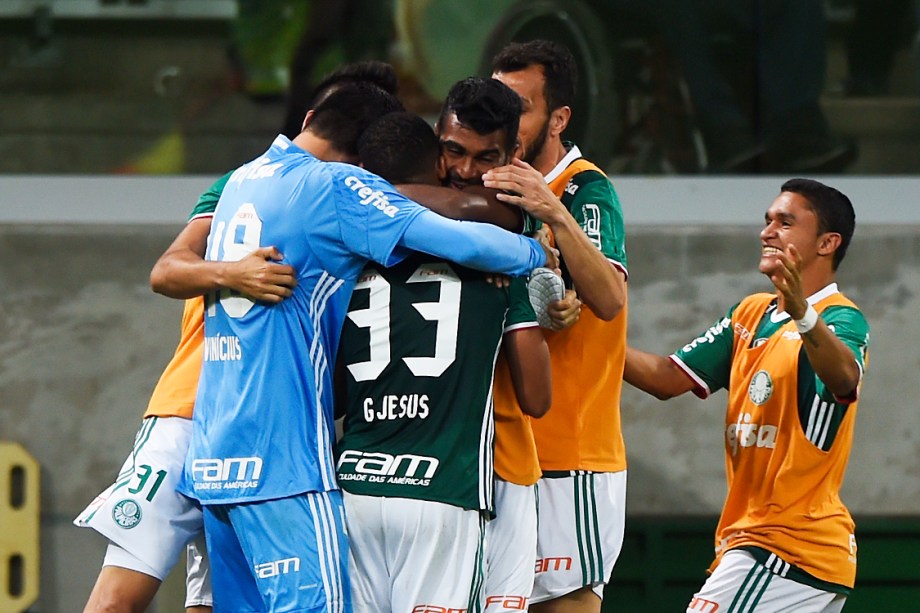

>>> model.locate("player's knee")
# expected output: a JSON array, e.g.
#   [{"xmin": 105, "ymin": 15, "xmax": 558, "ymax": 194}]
[
  {"xmin": 84, "ymin": 593, "xmax": 138, "ymax": 613},
  {"xmin": 84, "ymin": 568, "xmax": 160, "ymax": 613}
]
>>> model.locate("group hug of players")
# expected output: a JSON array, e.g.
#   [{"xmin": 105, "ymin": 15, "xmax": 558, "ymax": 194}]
[{"xmin": 75, "ymin": 38, "xmax": 869, "ymax": 613}]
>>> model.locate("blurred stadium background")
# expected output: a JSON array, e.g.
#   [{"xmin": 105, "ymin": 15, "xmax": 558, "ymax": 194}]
[{"xmin": 1, "ymin": 1, "xmax": 919, "ymax": 611}]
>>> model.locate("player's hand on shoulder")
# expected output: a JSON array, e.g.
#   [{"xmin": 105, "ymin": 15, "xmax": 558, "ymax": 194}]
[
  {"xmin": 483, "ymin": 159, "xmax": 567, "ymax": 226},
  {"xmin": 485, "ymin": 273, "xmax": 512, "ymax": 289},
  {"xmin": 226, "ymin": 246, "xmax": 297, "ymax": 303}
]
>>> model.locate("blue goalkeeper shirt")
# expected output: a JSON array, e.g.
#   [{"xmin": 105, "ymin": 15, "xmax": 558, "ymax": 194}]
[{"xmin": 180, "ymin": 135, "xmax": 545, "ymax": 504}]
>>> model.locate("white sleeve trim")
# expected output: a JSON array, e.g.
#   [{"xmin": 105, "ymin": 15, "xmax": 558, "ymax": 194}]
[
  {"xmin": 503, "ymin": 321, "xmax": 540, "ymax": 335},
  {"xmin": 188, "ymin": 212, "xmax": 214, "ymax": 223},
  {"xmin": 609, "ymin": 258, "xmax": 628, "ymax": 281},
  {"xmin": 669, "ymin": 354, "xmax": 711, "ymax": 399}
]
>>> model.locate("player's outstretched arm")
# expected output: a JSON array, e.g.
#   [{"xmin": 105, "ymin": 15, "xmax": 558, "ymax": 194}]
[
  {"xmin": 483, "ymin": 159, "xmax": 624, "ymax": 320},
  {"xmin": 503, "ymin": 328, "xmax": 552, "ymax": 417},
  {"xmin": 150, "ymin": 217, "xmax": 296, "ymax": 302},
  {"xmin": 396, "ymin": 184, "xmax": 524, "ymax": 232},
  {"xmin": 399, "ymin": 209, "xmax": 550, "ymax": 276},
  {"xmin": 624, "ymin": 347, "xmax": 696, "ymax": 401}
]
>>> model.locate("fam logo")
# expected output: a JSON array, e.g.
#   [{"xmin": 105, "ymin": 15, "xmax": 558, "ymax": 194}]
[
  {"xmin": 748, "ymin": 370, "xmax": 773, "ymax": 405},
  {"xmin": 255, "ymin": 556, "xmax": 300, "ymax": 579},
  {"xmin": 191, "ymin": 456, "xmax": 263, "ymax": 491},
  {"xmin": 484, "ymin": 595, "xmax": 527, "ymax": 610},
  {"xmin": 688, "ymin": 595, "xmax": 719, "ymax": 612},
  {"xmin": 581, "ymin": 203, "xmax": 602, "ymax": 251},
  {"xmin": 534, "ymin": 556, "xmax": 573, "ymax": 573},
  {"xmin": 112, "ymin": 499, "xmax": 142, "ymax": 529},
  {"xmin": 337, "ymin": 450, "xmax": 438, "ymax": 487}
]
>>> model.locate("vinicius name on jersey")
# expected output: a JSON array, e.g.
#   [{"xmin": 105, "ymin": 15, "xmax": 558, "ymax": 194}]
[
  {"xmin": 362, "ymin": 393, "xmax": 430, "ymax": 422},
  {"xmin": 203, "ymin": 333, "xmax": 242, "ymax": 362}
]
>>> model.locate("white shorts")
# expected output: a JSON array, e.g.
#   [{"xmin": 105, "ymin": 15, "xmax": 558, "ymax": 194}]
[
  {"xmin": 688, "ymin": 550, "xmax": 847, "ymax": 613},
  {"xmin": 531, "ymin": 470, "xmax": 627, "ymax": 604},
  {"xmin": 74, "ymin": 416, "xmax": 203, "ymax": 580},
  {"xmin": 185, "ymin": 535, "xmax": 213, "ymax": 608},
  {"xmin": 343, "ymin": 491, "xmax": 486, "ymax": 612},
  {"xmin": 484, "ymin": 480, "xmax": 537, "ymax": 612}
]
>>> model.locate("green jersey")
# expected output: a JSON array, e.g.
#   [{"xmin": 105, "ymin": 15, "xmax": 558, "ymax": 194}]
[
  {"xmin": 673, "ymin": 284, "xmax": 870, "ymax": 451},
  {"xmin": 188, "ymin": 171, "xmax": 233, "ymax": 220},
  {"xmin": 336, "ymin": 253, "xmax": 537, "ymax": 512},
  {"xmin": 524, "ymin": 143, "xmax": 628, "ymax": 286}
]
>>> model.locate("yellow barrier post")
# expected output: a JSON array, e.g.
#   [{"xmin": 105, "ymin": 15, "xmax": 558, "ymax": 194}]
[{"xmin": 0, "ymin": 442, "xmax": 40, "ymax": 612}]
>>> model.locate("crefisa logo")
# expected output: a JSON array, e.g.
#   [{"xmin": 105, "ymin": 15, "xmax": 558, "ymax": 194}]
[{"xmin": 112, "ymin": 499, "xmax": 142, "ymax": 529}]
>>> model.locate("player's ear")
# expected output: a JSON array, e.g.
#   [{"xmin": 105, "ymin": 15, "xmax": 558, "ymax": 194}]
[
  {"xmin": 550, "ymin": 106, "xmax": 571, "ymax": 137},
  {"xmin": 818, "ymin": 232, "xmax": 842, "ymax": 258},
  {"xmin": 436, "ymin": 152, "xmax": 447, "ymax": 180},
  {"xmin": 301, "ymin": 109, "xmax": 315, "ymax": 132}
]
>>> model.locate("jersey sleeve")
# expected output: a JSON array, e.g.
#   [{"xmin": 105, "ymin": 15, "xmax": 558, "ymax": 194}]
[
  {"xmin": 188, "ymin": 171, "xmax": 233, "ymax": 221},
  {"xmin": 503, "ymin": 277, "xmax": 538, "ymax": 332},
  {"xmin": 564, "ymin": 170, "xmax": 628, "ymax": 276},
  {"xmin": 671, "ymin": 303, "xmax": 739, "ymax": 398},
  {"xmin": 400, "ymin": 212, "xmax": 545, "ymax": 276},
  {"xmin": 816, "ymin": 305, "xmax": 870, "ymax": 402},
  {"xmin": 329, "ymin": 164, "xmax": 426, "ymax": 267}
]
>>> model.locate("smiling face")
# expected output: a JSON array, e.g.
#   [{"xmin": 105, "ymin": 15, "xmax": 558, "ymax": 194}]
[
  {"xmin": 437, "ymin": 112, "xmax": 511, "ymax": 188},
  {"xmin": 759, "ymin": 191, "xmax": 824, "ymax": 274}
]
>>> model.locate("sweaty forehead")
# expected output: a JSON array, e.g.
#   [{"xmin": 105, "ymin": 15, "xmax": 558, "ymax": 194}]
[{"xmin": 438, "ymin": 114, "xmax": 508, "ymax": 156}]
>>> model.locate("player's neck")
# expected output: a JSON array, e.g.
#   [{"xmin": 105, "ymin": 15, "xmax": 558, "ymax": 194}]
[
  {"xmin": 533, "ymin": 138, "xmax": 568, "ymax": 177},
  {"xmin": 292, "ymin": 132, "xmax": 346, "ymax": 163}
]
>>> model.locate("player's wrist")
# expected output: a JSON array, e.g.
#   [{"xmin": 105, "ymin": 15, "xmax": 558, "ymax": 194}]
[
  {"xmin": 545, "ymin": 202, "xmax": 572, "ymax": 227},
  {"xmin": 794, "ymin": 304, "xmax": 819, "ymax": 334}
]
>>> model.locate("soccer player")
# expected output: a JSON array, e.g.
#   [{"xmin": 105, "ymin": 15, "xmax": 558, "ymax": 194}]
[
  {"xmin": 624, "ymin": 179, "xmax": 868, "ymax": 612},
  {"xmin": 484, "ymin": 39, "xmax": 629, "ymax": 612},
  {"xmin": 433, "ymin": 78, "xmax": 554, "ymax": 611},
  {"xmin": 74, "ymin": 61, "xmax": 403, "ymax": 613},
  {"xmin": 74, "ymin": 169, "xmax": 295, "ymax": 613},
  {"xmin": 338, "ymin": 91, "xmax": 551, "ymax": 611},
  {"xmin": 178, "ymin": 81, "xmax": 552, "ymax": 611}
]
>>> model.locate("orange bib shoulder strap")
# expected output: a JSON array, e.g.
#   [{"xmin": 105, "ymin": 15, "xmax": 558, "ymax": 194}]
[{"xmin": 547, "ymin": 158, "xmax": 604, "ymax": 193}]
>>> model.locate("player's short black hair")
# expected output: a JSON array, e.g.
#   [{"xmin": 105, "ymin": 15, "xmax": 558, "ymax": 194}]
[
  {"xmin": 781, "ymin": 178, "xmax": 855, "ymax": 270},
  {"xmin": 307, "ymin": 81, "xmax": 404, "ymax": 157},
  {"xmin": 358, "ymin": 112, "xmax": 439, "ymax": 185},
  {"xmin": 311, "ymin": 60, "xmax": 399, "ymax": 107},
  {"xmin": 492, "ymin": 39, "xmax": 577, "ymax": 112},
  {"xmin": 437, "ymin": 77, "xmax": 521, "ymax": 155}
]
